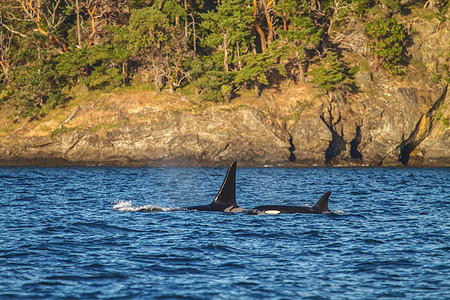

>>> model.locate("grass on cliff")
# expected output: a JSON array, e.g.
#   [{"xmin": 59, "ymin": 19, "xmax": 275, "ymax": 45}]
[{"xmin": 0, "ymin": 81, "xmax": 318, "ymax": 138}]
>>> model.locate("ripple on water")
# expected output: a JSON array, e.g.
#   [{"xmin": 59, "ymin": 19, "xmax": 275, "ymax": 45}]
[{"xmin": 0, "ymin": 167, "xmax": 449, "ymax": 299}]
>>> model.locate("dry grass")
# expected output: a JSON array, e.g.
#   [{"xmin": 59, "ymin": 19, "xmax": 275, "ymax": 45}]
[{"xmin": 0, "ymin": 81, "xmax": 319, "ymax": 138}]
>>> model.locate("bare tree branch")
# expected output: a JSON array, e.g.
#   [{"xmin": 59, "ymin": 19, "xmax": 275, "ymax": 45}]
[{"xmin": 0, "ymin": 21, "xmax": 27, "ymax": 37}]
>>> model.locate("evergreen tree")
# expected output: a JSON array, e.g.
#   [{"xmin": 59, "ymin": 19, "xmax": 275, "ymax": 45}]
[
  {"xmin": 308, "ymin": 50, "xmax": 347, "ymax": 93},
  {"xmin": 198, "ymin": 0, "xmax": 254, "ymax": 101},
  {"xmin": 275, "ymin": 0, "xmax": 323, "ymax": 82},
  {"xmin": 201, "ymin": 0, "xmax": 254, "ymax": 73},
  {"xmin": 365, "ymin": 17, "xmax": 405, "ymax": 73},
  {"xmin": 234, "ymin": 42, "xmax": 289, "ymax": 96},
  {"xmin": 10, "ymin": 47, "xmax": 64, "ymax": 118},
  {"xmin": 129, "ymin": 3, "xmax": 189, "ymax": 94},
  {"xmin": 0, "ymin": 0, "xmax": 436, "ymax": 112}
]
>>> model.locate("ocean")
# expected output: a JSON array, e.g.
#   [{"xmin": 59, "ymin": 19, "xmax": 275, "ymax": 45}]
[{"xmin": 1, "ymin": 166, "xmax": 449, "ymax": 299}]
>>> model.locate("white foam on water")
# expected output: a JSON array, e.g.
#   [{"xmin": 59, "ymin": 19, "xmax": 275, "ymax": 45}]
[
  {"xmin": 112, "ymin": 200, "xmax": 134, "ymax": 211},
  {"xmin": 112, "ymin": 200, "xmax": 181, "ymax": 212}
]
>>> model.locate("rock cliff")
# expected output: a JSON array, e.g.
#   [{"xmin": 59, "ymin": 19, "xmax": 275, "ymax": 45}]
[
  {"xmin": 0, "ymin": 107, "xmax": 292, "ymax": 166},
  {"xmin": 0, "ymin": 17, "xmax": 449, "ymax": 167}
]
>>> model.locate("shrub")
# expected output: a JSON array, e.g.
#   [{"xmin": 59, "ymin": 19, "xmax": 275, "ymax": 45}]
[
  {"xmin": 308, "ymin": 51, "xmax": 347, "ymax": 92},
  {"xmin": 365, "ymin": 17, "xmax": 406, "ymax": 73}
]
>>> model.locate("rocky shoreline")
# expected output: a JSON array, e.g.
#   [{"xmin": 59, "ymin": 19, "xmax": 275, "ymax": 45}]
[
  {"xmin": 1, "ymin": 17, "xmax": 449, "ymax": 168},
  {"xmin": 0, "ymin": 82, "xmax": 448, "ymax": 168}
]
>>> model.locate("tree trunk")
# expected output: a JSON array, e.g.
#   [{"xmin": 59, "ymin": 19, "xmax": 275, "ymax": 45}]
[
  {"xmin": 261, "ymin": 0, "xmax": 273, "ymax": 45},
  {"xmin": 253, "ymin": 0, "xmax": 267, "ymax": 52},
  {"xmin": 76, "ymin": 0, "xmax": 82, "ymax": 48},
  {"xmin": 237, "ymin": 43, "xmax": 242, "ymax": 71},
  {"xmin": 154, "ymin": 76, "xmax": 161, "ymax": 94},
  {"xmin": 423, "ymin": 0, "xmax": 437, "ymax": 10},
  {"xmin": 191, "ymin": 14, "xmax": 196, "ymax": 55},
  {"xmin": 254, "ymin": 79, "xmax": 259, "ymax": 97},
  {"xmin": 223, "ymin": 32, "xmax": 229, "ymax": 72},
  {"xmin": 0, "ymin": 60, "xmax": 10, "ymax": 85},
  {"xmin": 184, "ymin": 0, "xmax": 188, "ymax": 38},
  {"xmin": 311, "ymin": 0, "xmax": 321, "ymax": 11},
  {"xmin": 282, "ymin": 13, "xmax": 288, "ymax": 31},
  {"xmin": 87, "ymin": 5, "xmax": 97, "ymax": 47},
  {"xmin": 298, "ymin": 62, "xmax": 305, "ymax": 82},
  {"xmin": 168, "ymin": 80, "xmax": 175, "ymax": 94},
  {"xmin": 122, "ymin": 62, "xmax": 127, "ymax": 86},
  {"xmin": 255, "ymin": 24, "xmax": 267, "ymax": 52},
  {"xmin": 380, "ymin": 3, "xmax": 390, "ymax": 17}
]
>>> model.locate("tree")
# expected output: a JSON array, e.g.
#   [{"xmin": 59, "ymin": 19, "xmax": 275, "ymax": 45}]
[
  {"xmin": 260, "ymin": 0, "xmax": 275, "ymax": 46},
  {"xmin": 77, "ymin": 0, "xmax": 128, "ymax": 47},
  {"xmin": 365, "ymin": 17, "xmax": 406, "ymax": 73},
  {"xmin": 0, "ymin": 30, "xmax": 13, "ymax": 86},
  {"xmin": 196, "ymin": 0, "xmax": 254, "ymax": 101},
  {"xmin": 201, "ymin": 0, "xmax": 254, "ymax": 73},
  {"xmin": 326, "ymin": 0, "xmax": 353, "ymax": 37},
  {"xmin": 16, "ymin": 0, "xmax": 70, "ymax": 52},
  {"xmin": 189, "ymin": 54, "xmax": 235, "ymax": 102},
  {"xmin": 378, "ymin": 0, "xmax": 401, "ymax": 16},
  {"xmin": 56, "ymin": 46, "xmax": 90, "ymax": 87},
  {"xmin": 10, "ymin": 45, "xmax": 64, "ymax": 117},
  {"xmin": 308, "ymin": 50, "xmax": 348, "ymax": 94},
  {"xmin": 129, "ymin": 3, "xmax": 190, "ymax": 94},
  {"xmin": 234, "ymin": 42, "xmax": 289, "ymax": 97},
  {"xmin": 351, "ymin": 0, "xmax": 374, "ymax": 16},
  {"xmin": 276, "ymin": 0, "xmax": 323, "ymax": 82}
]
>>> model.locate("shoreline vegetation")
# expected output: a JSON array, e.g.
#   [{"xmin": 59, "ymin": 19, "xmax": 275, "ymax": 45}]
[{"xmin": 0, "ymin": 1, "xmax": 449, "ymax": 167}]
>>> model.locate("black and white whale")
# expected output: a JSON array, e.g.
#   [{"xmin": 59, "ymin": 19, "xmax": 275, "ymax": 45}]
[
  {"xmin": 247, "ymin": 191, "xmax": 332, "ymax": 215},
  {"xmin": 184, "ymin": 161, "xmax": 333, "ymax": 214},
  {"xmin": 184, "ymin": 161, "xmax": 246, "ymax": 212}
]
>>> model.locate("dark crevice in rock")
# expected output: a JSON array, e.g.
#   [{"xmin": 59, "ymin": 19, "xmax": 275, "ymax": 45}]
[
  {"xmin": 398, "ymin": 85, "xmax": 448, "ymax": 165},
  {"xmin": 288, "ymin": 134, "xmax": 296, "ymax": 162},
  {"xmin": 399, "ymin": 143, "xmax": 415, "ymax": 165},
  {"xmin": 320, "ymin": 116, "xmax": 346, "ymax": 164},
  {"xmin": 325, "ymin": 131, "xmax": 346, "ymax": 164},
  {"xmin": 350, "ymin": 125, "xmax": 363, "ymax": 160}
]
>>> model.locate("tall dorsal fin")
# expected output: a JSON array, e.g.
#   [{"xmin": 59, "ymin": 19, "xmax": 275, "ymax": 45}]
[
  {"xmin": 312, "ymin": 191, "xmax": 331, "ymax": 213},
  {"xmin": 211, "ymin": 161, "xmax": 237, "ymax": 207}
]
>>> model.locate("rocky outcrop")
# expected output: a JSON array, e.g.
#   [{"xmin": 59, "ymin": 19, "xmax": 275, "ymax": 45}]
[
  {"xmin": 287, "ymin": 82, "xmax": 449, "ymax": 167},
  {"xmin": 283, "ymin": 16, "xmax": 450, "ymax": 167},
  {"xmin": 0, "ymin": 17, "xmax": 448, "ymax": 167},
  {"xmin": 1, "ymin": 83, "xmax": 448, "ymax": 167},
  {"xmin": 0, "ymin": 108, "xmax": 292, "ymax": 166}
]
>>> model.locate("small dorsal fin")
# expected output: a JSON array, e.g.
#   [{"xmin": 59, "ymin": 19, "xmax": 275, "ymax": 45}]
[
  {"xmin": 211, "ymin": 161, "xmax": 237, "ymax": 207},
  {"xmin": 312, "ymin": 191, "xmax": 331, "ymax": 213}
]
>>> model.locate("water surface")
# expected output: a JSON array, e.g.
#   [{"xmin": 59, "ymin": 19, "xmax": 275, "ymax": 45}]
[{"xmin": 1, "ymin": 167, "xmax": 449, "ymax": 299}]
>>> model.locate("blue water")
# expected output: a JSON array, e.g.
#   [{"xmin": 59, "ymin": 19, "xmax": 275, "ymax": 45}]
[{"xmin": 0, "ymin": 166, "xmax": 449, "ymax": 299}]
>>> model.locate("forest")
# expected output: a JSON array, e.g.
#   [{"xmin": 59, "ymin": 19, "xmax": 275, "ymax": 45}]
[{"xmin": 0, "ymin": 0, "xmax": 449, "ymax": 119}]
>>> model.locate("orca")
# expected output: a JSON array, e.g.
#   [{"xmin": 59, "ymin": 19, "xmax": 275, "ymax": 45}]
[
  {"xmin": 184, "ymin": 161, "xmax": 246, "ymax": 212},
  {"xmin": 247, "ymin": 191, "xmax": 332, "ymax": 215}
]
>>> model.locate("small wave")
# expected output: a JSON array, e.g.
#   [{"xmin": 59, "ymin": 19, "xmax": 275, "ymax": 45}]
[
  {"xmin": 364, "ymin": 238, "xmax": 384, "ymax": 245},
  {"xmin": 112, "ymin": 200, "xmax": 181, "ymax": 212},
  {"xmin": 71, "ymin": 222, "xmax": 143, "ymax": 234},
  {"xmin": 204, "ymin": 243, "xmax": 248, "ymax": 254}
]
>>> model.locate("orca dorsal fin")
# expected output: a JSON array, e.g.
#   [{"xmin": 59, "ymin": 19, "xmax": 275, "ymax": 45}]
[
  {"xmin": 312, "ymin": 191, "xmax": 331, "ymax": 213},
  {"xmin": 211, "ymin": 161, "xmax": 237, "ymax": 207}
]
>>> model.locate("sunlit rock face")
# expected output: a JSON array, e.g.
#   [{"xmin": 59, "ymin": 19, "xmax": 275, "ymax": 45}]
[
  {"xmin": 0, "ymin": 19, "xmax": 449, "ymax": 167},
  {"xmin": 0, "ymin": 87, "xmax": 448, "ymax": 167}
]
